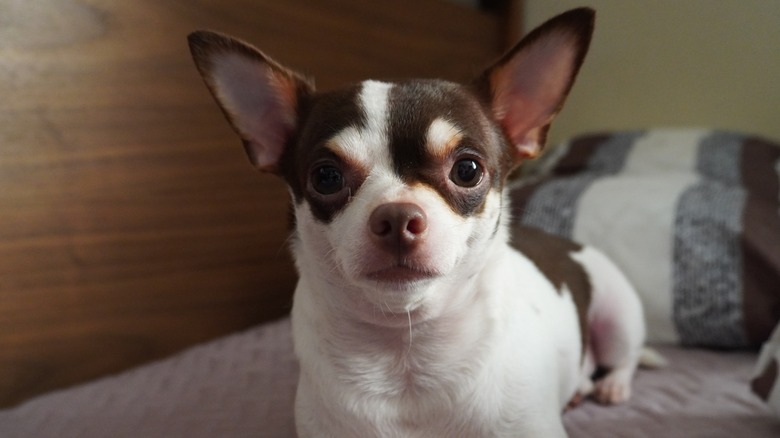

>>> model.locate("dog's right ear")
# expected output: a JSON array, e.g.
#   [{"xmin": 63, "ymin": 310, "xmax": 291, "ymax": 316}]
[
  {"xmin": 474, "ymin": 8, "xmax": 594, "ymax": 165},
  {"xmin": 188, "ymin": 31, "xmax": 314, "ymax": 173}
]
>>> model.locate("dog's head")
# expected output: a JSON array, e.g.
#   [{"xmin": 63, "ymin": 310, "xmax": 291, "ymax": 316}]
[{"xmin": 188, "ymin": 8, "xmax": 594, "ymax": 321}]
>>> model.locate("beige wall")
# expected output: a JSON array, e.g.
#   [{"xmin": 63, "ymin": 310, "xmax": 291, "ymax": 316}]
[{"xmin": 523, "ymin": 0, "xmax": 780, "ymax": 145}]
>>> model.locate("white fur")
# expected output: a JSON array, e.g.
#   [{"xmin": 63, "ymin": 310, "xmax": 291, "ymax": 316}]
[
  {"xmin": 292, "ymin": 230, "xmax": 577, "ymax": 437},
  {"xmin": 292, "ymin": 236, "xmax": 645, "ymax": 435},
  {"xmin": 571, "ymin": 247, "xmax": 645, "ymax": 404},
  {"xmin": 290, "ymin": 111, "xmax": 645, "ymax": 436}
]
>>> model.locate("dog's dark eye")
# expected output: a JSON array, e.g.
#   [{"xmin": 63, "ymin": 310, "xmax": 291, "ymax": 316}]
[
  {"xmin": 450, "ymin": 159, "xmax": 483, "ymax": 187},
  {"xmin": 312, "ymin": 165, "xmax": 345, "ymax": 195}
]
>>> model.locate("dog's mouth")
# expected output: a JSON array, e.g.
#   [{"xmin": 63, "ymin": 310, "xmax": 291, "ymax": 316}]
[{"xmin": 365, "ymin": 264, "xmax": 440, "ymax": 285}]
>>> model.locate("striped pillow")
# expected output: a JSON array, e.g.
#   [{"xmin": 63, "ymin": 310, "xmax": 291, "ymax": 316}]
[{"xmin": 510, "ymin": 129, "xmax": 780, "ymax": 349}]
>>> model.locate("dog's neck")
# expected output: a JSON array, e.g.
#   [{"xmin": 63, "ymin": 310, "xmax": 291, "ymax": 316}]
[{"xmin": 292, "ymin": 242, "xmax": 507, "ymax": 401}]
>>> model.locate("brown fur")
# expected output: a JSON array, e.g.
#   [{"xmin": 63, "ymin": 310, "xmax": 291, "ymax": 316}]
[{"xmin": 511, "ymin": 224, "xmax": 592, "ymax": 355}]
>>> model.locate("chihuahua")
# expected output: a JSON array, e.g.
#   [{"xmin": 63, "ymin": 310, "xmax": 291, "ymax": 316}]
[{"xmin": 189, "ymin": 8, "xmax": 648, "ymax": 437}]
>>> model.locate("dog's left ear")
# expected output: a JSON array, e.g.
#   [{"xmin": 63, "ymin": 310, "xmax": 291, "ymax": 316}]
[
  {"xmin": 188, "ymin": 31, "xmax": 314, "ymax": 173},
  {"xmin": 475, "ymin": 8, "xmax": 594, "ymax": 163}
]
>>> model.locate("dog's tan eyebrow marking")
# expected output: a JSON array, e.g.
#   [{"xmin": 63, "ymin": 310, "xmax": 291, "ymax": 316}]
[
  {"xmin": 426, "ymin": 118, "xmax": 464, "ymax": 158},
  {"xmin": 325, "ymin": 127, "xmax": 366, "ymax": 164},
  {"xmin": 320, "ymin": 134, "xmax": 369, "ymax": 174}
]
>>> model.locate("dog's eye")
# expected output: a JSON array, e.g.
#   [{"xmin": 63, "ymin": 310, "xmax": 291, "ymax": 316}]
[
  {"xmin": 312, "ymin": 165, "xmax": 345, "ymax": 195},
  {"xmin": 450, "ymin": 159, "xmax": 483, "ymax": 187}
]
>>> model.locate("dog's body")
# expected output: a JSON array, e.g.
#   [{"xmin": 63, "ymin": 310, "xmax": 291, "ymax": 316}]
[{"xmin": 189, "ymin": 8, "xmax": 647, "ymax": 437}]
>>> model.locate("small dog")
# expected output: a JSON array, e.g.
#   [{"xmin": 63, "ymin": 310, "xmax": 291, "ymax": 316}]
[{"xmin": 189, "ymin": 8, "xmax": 648, "ymax": 437}]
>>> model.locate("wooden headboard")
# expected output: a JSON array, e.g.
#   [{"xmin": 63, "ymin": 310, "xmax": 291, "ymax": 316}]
[{"xmin": 0, "ymin": 0, "xmax": 509, "ymax": 407}]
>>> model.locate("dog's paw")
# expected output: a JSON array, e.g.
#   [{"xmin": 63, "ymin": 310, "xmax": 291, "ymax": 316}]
[
  {"xmin": 565, "ymin": 375, "xmax": 595, "ymax": 411},
  {"xmin": 565, "ymin": 393, "xmax": 585, "ymax": 411},
  {"xmin": 593, "ymin": 367, "xmax": 633, "ymax": 405}
]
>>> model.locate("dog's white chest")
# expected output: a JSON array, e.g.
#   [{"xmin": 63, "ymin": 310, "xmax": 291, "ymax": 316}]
[{"xmin": 291, "ymin": 248, "xmax": 582, "ymax": 437}]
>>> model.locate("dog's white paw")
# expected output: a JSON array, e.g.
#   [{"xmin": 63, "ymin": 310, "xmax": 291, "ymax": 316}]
[{"xmin": 593, "ymin": 367, "xmax": 633, "ymax": 405}]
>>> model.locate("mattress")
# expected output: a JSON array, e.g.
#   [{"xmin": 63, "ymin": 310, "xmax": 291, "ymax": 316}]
[{"xmin": 0, "ymin": 317, "xmax": 776, "ymax": 438}]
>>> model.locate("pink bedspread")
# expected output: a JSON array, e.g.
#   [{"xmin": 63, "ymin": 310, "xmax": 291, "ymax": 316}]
[{"xmin": 1, "ymin": 317, "xmax": 777, "ymax": 437}]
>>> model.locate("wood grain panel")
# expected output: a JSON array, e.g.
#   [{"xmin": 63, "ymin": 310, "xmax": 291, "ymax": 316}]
[{"xmin": 0, "ymin": 0, "xmax": 500, "ymax": 407}]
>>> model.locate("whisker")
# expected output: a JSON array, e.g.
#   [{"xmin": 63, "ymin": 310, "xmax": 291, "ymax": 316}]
[{"xmin": 406, "ymin": 309, "xmax": 413, "ymax": 354}]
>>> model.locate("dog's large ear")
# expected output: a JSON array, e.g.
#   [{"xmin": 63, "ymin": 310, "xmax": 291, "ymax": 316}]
[
  {"xmin": 188, "ymin": 31, "xmax": 313, "ymax": 173},
  {"xmin": 475, "ymin": 8, "xmax": 594, "ymax": 162}
]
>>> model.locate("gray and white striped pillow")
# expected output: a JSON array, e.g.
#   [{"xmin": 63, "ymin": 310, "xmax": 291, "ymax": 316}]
[{"xmin": 510, "ymin": 129, "xmax": 780, "ymax": 349}]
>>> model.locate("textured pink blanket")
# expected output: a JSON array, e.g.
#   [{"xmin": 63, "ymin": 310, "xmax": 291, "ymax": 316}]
[{"xmin": 0, "ymin": 317, "xmax": 776, "ymax": 437}]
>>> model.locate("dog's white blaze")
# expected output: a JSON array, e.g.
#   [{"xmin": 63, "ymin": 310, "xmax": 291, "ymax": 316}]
[
  {"xmin": 426, "ymin": 118, "xmax": 463, "ymax": 158},
  {"xmin": 328, "ymin": 80, "xmax": 394, "ymax": 173}
]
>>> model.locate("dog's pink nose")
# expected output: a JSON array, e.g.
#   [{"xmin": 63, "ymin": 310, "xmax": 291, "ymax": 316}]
[{"xmin": 369, "ymin": 203, "xmax": 428, "ymax": 253}]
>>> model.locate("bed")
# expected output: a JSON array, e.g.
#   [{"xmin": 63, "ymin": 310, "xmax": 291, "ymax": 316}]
[
  {"xmin": 2, "ymin": 129, "xmax": 779, "ymax": 437},
  {"xmin": 0, "ymin": 317, "xmax": 776, "ymax": 438}
]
